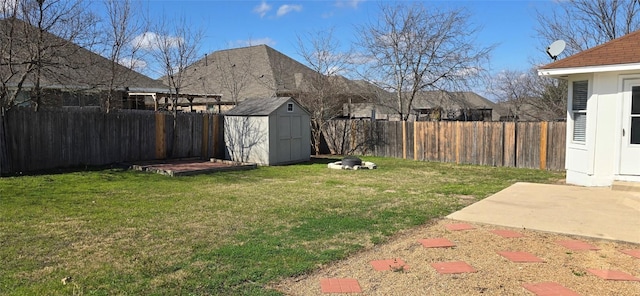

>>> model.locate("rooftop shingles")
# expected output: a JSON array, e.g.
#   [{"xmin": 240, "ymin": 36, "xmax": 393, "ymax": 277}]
[{"xmin": 540, "ymin": 30, "xmax": 640, "ymax": 69}]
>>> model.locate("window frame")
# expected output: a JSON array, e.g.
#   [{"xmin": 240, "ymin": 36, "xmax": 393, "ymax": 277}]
[{"xmin": 571, "ymin": 80, "xmax": 589, "ymax": 143}]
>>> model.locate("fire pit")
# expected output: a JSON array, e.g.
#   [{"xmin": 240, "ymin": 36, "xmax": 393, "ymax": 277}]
[{"xmin": 327, "ymin": 156, "xmax": 377, "ymax": 170}]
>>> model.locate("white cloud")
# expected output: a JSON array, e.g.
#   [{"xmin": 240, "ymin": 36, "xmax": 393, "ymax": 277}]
[
  {"xmin": 118, "ymin": 57, "xmax": 148, "ymax": 72},
  {"xmin": 335, "ymin": 0, "xmax": 364, "ymax": 9},
  {"xmin": 276, "ymin": 4, "xmax": 302, "ymax": 17},
  {"xmin": 229, "ymin": 38, "xmax": 276, "ymax": 48},
  {"xmin": 132, "ymin": 32, "xmax": 183, "ymax": 51},
  {"xmin": 253, "ymin": 1, "xmax": 271, "ymax": 18}
]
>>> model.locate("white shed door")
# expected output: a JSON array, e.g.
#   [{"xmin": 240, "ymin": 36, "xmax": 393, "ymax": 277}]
[{"xmin": 620, "ymin": 80, "xmax": 640, "ymax": 175}]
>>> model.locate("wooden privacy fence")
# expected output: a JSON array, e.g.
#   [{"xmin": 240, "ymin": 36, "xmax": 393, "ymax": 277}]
[
  {"xmin": 324, "ymin": 120, "xmax": 566, "ymax": 171},
  {"xmin": 0, "ymin": 109, "xmax": 224, "ymax": 175}
]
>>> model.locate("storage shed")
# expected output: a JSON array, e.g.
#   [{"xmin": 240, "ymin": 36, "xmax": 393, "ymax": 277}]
[
  {"xmin": 224, "ymin": 97, "xmax": 311, "ymax": 165},
  {"xmin": 538, "ymin": 31, "xmax": 640, "ymax": 186}
]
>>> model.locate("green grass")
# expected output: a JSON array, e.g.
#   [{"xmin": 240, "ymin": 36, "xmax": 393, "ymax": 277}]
[{"xmin": 0, "ymin": 157, "xmax": 564, "ymax": 295}]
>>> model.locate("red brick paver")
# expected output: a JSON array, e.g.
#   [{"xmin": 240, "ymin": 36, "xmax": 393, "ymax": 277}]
[
  {"xmin": 491, "ymin": 229, "xmax": 525, "ymax": 238},
  {"xmin": 620, "ymin": 249, "xmax": 640, "ymax": 259},
  {"xmin": 444, "ymin": 223, "xmax": 476, "ymax": 231},
  {"xmin": 497, "ymin": 251, "xmax": 545, "ymax": 263},
  {"xmin": 430, "ymin": 261, "xmax": 476, "ymax": 274},
  {"xmin": 556, "ymin": 239, "xmax": 600, "ymax": 251},
  {"xmin": 522, "ymin": 282, "xmax": 581, "ymax": 296},
  {"xmin": 418, "ymin": 238, "xmax": 456, "ymax": 248},
  {"xmin": 587, "ymin": 269, "xmax": 640, "ymax": 281},
  {"xmin": 370, "ymin": 258, "xmax": 409, "ymax": 271},
  {"xmin": 320, "ymin": 278, "xmax": 362, "ymax": 293}
]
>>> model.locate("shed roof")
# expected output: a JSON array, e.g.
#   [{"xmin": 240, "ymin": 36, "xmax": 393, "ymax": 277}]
[
  {"xmin": 225, "ymin": 97, "xmax": 303, "ymax": 116},
  {"xmin": 539, "ymin": 30, "xmax": 640, "ymax": 76}
]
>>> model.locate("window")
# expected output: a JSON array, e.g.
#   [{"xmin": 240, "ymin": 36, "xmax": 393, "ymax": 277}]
[
  {"xmin": 572, "ymin": 80, "xmax": 588, "ymax": 142},
  {"xmin": 632, "ymin": 87, "xmax": 640, "ymax": 144},
  {"xmin": 287, "ymin": 102, "xmax": 294, "ymax": 112}
]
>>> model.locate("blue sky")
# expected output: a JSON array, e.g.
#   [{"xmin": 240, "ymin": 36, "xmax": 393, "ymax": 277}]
[{"xmin": 134, "ymin": 0, "xmax": 557, "ymax": 81}]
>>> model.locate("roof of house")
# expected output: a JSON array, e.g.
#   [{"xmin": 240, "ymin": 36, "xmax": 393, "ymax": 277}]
[
  {"xmin": 178, "ymin": 44, "xmax": 377, "ymax": 102},
  {"xmin": 539, "ymin": 30, "xmax": 640, "ymax": 76},
  {"xmin": 495, "ymin": 99, "xmax": 565, "ymax": 121},
  {"xmin": 225, "ymin": 97, "xmax": 307, "ymax": 116},
  {"xmin": 413, "ymin": 91, "xmax": 496, "ymax": 109},
  {"xmin": 0, "ymin": 18, "xmax": 168, "ymax": 92}
]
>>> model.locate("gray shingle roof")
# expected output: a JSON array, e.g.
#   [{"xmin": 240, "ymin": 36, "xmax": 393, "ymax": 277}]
[
  {"xmin": 412, "ymin": 91, "xmax": 496, "ymax": 110},
  {"xmin": 0, "ymin": 18, "xmax": 168, "ymax": 92},
  {"xmin": 178, "ymin": 45, "xmax": 382, "ymax": 102}
]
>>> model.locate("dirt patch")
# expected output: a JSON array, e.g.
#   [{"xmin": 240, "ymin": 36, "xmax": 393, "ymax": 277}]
[{"xmin": 272, "ymin": 219, "xmax": 640, "ymax": 295}]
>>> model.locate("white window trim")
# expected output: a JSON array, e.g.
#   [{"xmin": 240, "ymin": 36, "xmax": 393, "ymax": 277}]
[{"xmin": 568, "ymin": 76, "xmax": 592, "ymax": 147}]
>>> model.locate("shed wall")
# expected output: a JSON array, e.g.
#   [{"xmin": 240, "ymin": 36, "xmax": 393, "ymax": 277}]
[{"xmin": 224, "ymin": 116, "xmax": 270, "ymax": 164}]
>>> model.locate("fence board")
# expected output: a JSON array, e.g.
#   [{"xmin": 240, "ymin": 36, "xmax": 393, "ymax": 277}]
[
  {"xmin": 325, "ymin": 119, "xmax": 566, "ymax": 171},
  {"xmin": 0, "ymin": 112, "xmax": 9, "ymax": 175}
]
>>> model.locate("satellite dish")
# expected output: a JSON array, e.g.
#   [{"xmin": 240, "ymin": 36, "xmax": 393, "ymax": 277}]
[{"xmin": 546, "ymin": 40, "xmax": 566, "ymax": 61}]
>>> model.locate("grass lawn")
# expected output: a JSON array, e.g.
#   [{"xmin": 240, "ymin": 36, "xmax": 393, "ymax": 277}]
[{"xmin": 0, "ymin": 157, "xmax": 564, "ymax": 295}]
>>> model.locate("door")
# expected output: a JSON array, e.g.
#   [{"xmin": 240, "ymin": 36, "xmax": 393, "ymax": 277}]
[
  {"xmin": 620, "ymin": 80, "xmax": 640, "ymax": 175},
  {"xmin": 277, "ymin": 115, "xmax": 303, "ymax": 164}
]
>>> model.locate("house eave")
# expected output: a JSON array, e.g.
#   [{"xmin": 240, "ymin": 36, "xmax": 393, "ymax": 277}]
[{"xmin": 538, "ymin": 62, "xmax": 640, "ymax": 78}]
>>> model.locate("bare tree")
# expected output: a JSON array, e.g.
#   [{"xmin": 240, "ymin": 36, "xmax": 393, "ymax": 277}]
[
  {"xmin": 491, "ymin": 68, "xmax": 567, "ymax": 121},
  {"xmin": 356, "ymin": 2, "xmax": 493, "ymax": 121},
  {"xmin": 491, "ymin": 69, "xmax": 533, "ymax": 122},
  {"xmin": 145, "ymin": 16, "xmax": 202, "ymax": 114},
  {"xmin": 214, "ymin": 49, "xmax": 254, "ymax": 105},
  {"xmin": 528, "ymin": 73, "xmax": 567, "ymax": 121},
  {"xmin": 0, "ymin": 0, "xmax": 98, "ymax": 111},
  {"xmin": 536, "ymin": 0, "xmax": 640, "ymax": 56},
  {"xmin": 142, "ymin": 16, "xmax": 202, "ymax": 157},
  {"xmin": 531, "ymin": 0, "xmax": 638, "ymax": 121},
  {"xmin": 295, "ymin": 27, "xmax": 352, "ymax": 155},
  {"xmin": 101, "ymin": 0, "xmax": 146, "ymax": 112}
]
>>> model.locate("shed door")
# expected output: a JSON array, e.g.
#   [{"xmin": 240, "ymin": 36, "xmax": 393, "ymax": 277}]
[
  {"xmin": 620, "ymin": 80, "xmax": 640, "ymax": 175},
  {"xmin": 277, "ymin": 115, "xmax": 303, "ymax": 163}
]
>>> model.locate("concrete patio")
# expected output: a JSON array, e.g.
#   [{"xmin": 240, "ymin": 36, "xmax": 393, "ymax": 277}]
[{"xmin": 447, "ymin": 182, "xmax": 640, "ymax": 244}]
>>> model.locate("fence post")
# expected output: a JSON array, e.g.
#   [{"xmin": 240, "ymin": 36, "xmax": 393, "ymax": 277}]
[
  {"xmin": 402, "ymin": 121, "xmax": 407, "ymax": 159},
  {"xmin": 202, "ymin": 114, "xmax": 209, "ymax": 158},
  {"xmin": 155, "ymin": 112, "xmax": 166, "ymax": 159},
  {"xmin": 539, "ymin": 121, "xmax": 548, "ymax": 170}
]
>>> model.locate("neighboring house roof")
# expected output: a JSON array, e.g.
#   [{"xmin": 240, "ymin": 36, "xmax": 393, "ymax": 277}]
[
  {"xmin": 0, "ymin": 18, "xmax": 168, "ymax": 92},
  {"xmin": 179, "ymin": 44, "xmax": 377, "ymax": 102},
  {"xmin": 412, "ymin": 91, "xmax": 496, "ymax": 110},
  {"xmin": 495, "ymin": 100, "xmax": 548, "ymax": 121},
  {"xmin": 225, "ymin": 97, "xmax": 308, "ymax": 116},
  {"xmin": 346, "ymin": 91, "xmax": 501, "ymax": 121},
  {"xmin": 539, "ymin": 30, "xmax": 640, "ymax": 77}
]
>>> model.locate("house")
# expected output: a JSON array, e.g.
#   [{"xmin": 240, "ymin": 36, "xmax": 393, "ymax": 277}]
[
  {"xmin": 178, "ymin": 45, "xmax": 375, "ymax": 111},
  {"xmin": 0, "ymin": 18, "xmax": 223, "ymax": 112},
  {"xmin": 345, "ymin": 91, "xmax": 499, "ymax": 121},
  {"xmin": 224, "ymin": 97, "xmax": 310, "ymax": 165},
  {"xmin": 538, "ymin": 30, "xmax": 640, "ymax": 186},
  {"xmin": 495, "ymin": 98, "xmax": 566, "ymax": 122}
]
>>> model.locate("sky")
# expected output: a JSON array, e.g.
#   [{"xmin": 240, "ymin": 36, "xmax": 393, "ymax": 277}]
[{"xmin": 125, "ymin": 0, "xmax": 560, "ymax": 89}]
